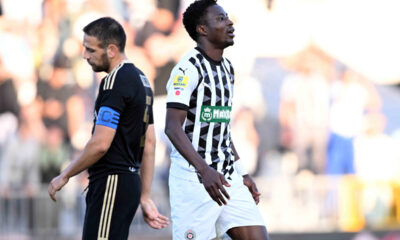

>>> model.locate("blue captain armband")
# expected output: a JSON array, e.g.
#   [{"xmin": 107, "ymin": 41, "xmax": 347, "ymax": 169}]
[{"xmin": 96, "ymin": 106, "xmax": 120, "ymax": 129}]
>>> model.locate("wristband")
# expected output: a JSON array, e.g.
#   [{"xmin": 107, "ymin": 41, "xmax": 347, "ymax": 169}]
[{"xmin": 234, "ymin": 159, "xmax": 248, "ymax": 176}]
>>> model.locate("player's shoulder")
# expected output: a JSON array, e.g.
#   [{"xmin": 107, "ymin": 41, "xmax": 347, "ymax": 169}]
[
  {"xmin": 172, "ymin": 49, "xmax": 202, "ymax": 75},
  {"xmin": 111, "ymin": 61, "xmax": 142, "ymax": 88},
  {"xmin": 115, "ymin": 61, "xmax": 139, "ymax": 80}
]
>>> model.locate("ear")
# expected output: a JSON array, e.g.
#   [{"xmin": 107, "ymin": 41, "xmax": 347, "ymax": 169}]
[
  {"xmin": 106, "ymin": 44, "xmax": 118, "ymax": 58},
  {"xmin": 196, "ymin": 24, "xmax": 207, "ymax": 37}
]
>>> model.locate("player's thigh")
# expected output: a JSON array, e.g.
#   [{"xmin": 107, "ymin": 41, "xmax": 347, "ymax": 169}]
[
  {"xmin": 216, "ymin": 175, "xmax": 266, "ymax": 239},
  {"xmin": 169, "ymin": 174, "xmax": 222, "ymax": 240},
  {"xmin": 227, "ymin": 225, "xmax": 269, "ymax": 240},
  {"xmin": 82, "ymin": 174, "xmax": 141, "ymax": 240}
]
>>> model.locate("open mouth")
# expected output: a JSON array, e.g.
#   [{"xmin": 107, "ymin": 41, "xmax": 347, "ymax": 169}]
[{"xmin": 228, "ymin": 28, "xmax": 235, "ymax": 37}]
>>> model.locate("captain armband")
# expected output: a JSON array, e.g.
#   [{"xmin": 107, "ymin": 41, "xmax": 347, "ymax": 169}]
[{"xmin": 96, "ymin": 106, "xmax": 120, "ymax": 130}]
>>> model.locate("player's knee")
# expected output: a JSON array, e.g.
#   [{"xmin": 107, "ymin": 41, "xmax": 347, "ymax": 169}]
[{"xmin": 227, "ymin": 226, "xmax": 268, "ymax": 240}]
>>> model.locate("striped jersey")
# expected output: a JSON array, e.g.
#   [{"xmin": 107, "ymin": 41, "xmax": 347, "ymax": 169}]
[
  {"xmin": 89, "ymin": 60, "xmax": 154, "ymax": 182},
  {"xmin": 166, "ymin": 47, "xmax": 236, "ymax": 182}
]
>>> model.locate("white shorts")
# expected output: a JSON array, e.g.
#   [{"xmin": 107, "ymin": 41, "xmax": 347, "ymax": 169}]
[{"xmin": 169, "ymin": 171, "xmax": 265, "ymax": 240}]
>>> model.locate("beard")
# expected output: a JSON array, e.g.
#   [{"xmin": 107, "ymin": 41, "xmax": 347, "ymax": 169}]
[{"xmin": 90, "ymin": 52, "xmax": 110, "ymax": 72}]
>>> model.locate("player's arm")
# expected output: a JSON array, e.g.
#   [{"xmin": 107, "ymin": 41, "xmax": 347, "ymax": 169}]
[
  {"xmin": 48, "ymin": 124, "xmax": 115, "ymax": 201},
  {"xmin": 140, "ymin": 124, "xmax": 169, "ymax": 229},
  {"xmin": 48, "ymin": 105, "xmax": 121, "ymax": 202},
  {"xmin": 232, "ymin": 141, "xmax": 261, "ymax": 204},
  {"xmin": 165, "ymin": 108, "xmax": 231, "ymax": 206}
]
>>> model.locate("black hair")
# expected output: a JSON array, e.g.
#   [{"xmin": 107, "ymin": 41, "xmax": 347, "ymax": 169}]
[
  {"xmin": 83, "ymin": 17, "xmax": 126, "ymax": 52},
  {"xmin": 183, "ymin": 0, "xmax": 217, "ymax": 41}
]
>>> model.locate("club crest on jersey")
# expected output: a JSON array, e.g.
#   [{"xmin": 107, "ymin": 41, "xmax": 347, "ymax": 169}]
[
  {"xmin": 173, "ymin": 75, "xmax": 188, "ymax": 88},
  {"xmin": 184, "ymin": 229, "xmax": 196, "ymax": 240},
  {"xmin": 200, "ymin": 105, "xmax": 231, "ymax": 123}
]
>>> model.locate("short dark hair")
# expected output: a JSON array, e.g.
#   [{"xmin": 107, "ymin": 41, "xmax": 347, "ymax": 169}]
[
  {"xmin": 83, "ymin": 17, "xmax": 126, "ymax": 52},
  {"xmin": 183, "ymin": 0, "xmax": 217, "ymax": 41}
]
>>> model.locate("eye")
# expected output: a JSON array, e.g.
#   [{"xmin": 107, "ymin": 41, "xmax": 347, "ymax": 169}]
[{"xmin": 217, "ymin": 15, "xmax": 226, "ymax": 21}]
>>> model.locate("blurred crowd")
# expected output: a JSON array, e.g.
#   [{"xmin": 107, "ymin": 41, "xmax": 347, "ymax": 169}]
[{"xmin": 0, "ymin": 0, "xmax": 400, "ymax": 238}]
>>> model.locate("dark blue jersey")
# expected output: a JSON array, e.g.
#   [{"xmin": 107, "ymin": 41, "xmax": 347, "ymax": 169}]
[{"xmin": 89, "ymin": 61, "xmax": 153, "ymax": 182}]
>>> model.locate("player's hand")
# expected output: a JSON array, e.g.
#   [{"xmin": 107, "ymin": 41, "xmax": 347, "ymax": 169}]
[
  {"xmin": 140, "ymin": 197, "xmax": 169, "ymax": 229},
  {"xmin": 243, "ymin": 174, "xmax": 261, "ymax": 204},
  {"xmin": 48, "ymin": 174, "xmax": 69, "ymax": 202},
  {"xmin": 199, "ymin": 166, "xmax": 231, "ymax": 206}
]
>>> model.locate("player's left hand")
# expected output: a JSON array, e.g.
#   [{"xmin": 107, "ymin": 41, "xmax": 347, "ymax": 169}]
[
  {"xmin": 141, "ymin": 197, "xmax": 169, "ymax": 229},
  {"xmin": 243, "ymin": 174, "xmax": 261, "ymax": 204},
  {"xmin": 48, "ymin": 174, "xmax": 69, "ymax": 202}
]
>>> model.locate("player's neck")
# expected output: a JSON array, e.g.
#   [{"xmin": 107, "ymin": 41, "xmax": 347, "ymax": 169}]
[
  {"xmin": 196, "ymin": 42, "xmax": 224, "ymax": 62},
  {"xmin": 107, "ymin": 54, "xmax": 128, "ymax": 73}
]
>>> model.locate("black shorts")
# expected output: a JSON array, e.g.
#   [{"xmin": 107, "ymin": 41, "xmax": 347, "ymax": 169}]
[{"xmin": 82, "ymin": 173, "xmax": 141, "ymax": 240}]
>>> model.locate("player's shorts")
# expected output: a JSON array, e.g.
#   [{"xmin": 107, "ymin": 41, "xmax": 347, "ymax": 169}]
[
  {"xmin": 169, "ymin": 170, "xmax": 265, "ymax": 240},
  {"xmin": 82, "ymin": 173, "xmax": 141, "ymax": 240}
]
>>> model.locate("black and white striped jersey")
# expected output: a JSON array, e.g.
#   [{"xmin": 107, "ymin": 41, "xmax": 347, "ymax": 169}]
[{"xmin": 166, "ymin": 47, "xmax": 236, "ymax": 182}]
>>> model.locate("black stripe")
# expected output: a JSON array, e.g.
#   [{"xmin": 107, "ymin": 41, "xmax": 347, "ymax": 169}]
[
  {"xmin": 225, "ymin": 58, "xmax": 235, "ymax": 84},
  {"xmin": 167, "ymin": 102, "xmax": 188, "ymax": 110},
  {"xmin": 210, "ymin": 64, "xmax": 222, "ymax": 105},
  {"xmin": 221, "ymin": 61, "xmax": 231, "ymax": 104},
  {"xmin": 185, "ymin": 57, "xmax": 202, "ymax": 135},
  {"xmin": 195, "ymin": 53, "xmax": 212, "ymax": 154}
]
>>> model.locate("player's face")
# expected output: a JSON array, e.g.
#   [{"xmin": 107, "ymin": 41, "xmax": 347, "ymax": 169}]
[
  {"xmin": 202, "ymin": 5, "xmax": 235, "ymax": 49},
  {"xmin": 83, "ymin": 34, "xmax": 110, "ymax": 72}
]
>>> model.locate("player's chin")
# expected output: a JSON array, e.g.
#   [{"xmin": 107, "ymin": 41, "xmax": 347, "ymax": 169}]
[{"xmin": 225, "ymin": 40, "xmax": 234, "ymax": 47}]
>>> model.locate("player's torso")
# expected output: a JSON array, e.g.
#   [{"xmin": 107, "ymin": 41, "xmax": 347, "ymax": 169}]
[
  {"xmin": 90, "ymin": 62, "xmax": 153, "ymax": 181},
  {"xmin": 169, "ymin": 49, "xmax": 236, "ymax": 180}
]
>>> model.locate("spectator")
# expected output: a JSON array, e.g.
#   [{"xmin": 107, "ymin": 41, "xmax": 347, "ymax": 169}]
[
  {"xmin": 279, "ymin": 46, "xmax": 331, "ymax": 174},
  {"xmin": 0, "ymin": 100, "xmax": 43, "ymax": 233},
  {"xmin": 327, "ymin": 68, "xmax": 381, "ymax": 175}
]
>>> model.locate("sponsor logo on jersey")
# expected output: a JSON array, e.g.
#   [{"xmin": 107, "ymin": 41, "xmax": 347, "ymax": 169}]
[
  {"xmin": 185, "ymin": 230, "xmax": 196, "ymax": 240},
  {"xmin": 200, "ymin": 106, "xmax": 231, "ymax": 123},
  {"xmin": 173, "ymin": 75, "xmax": 188, "ymax": 88},
  {"xmin": 175, "ymin": 90, "xmax": 181, "ymax": 96}
]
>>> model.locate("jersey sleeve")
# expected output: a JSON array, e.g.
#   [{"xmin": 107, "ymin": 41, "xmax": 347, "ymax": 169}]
[{"xmin": 165, "ymin": 61, "xmax": 199, "ymax": 110}]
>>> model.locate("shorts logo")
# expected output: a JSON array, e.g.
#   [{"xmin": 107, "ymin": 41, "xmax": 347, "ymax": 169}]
[
  {"xmin": 173, "ymin": 75, "xmax": 188, "ymax": 88},
  {"xmin": 185, "ymin": 229, "xmax": 196, "ymax": 240},
  {"xmin": 200, "ymin": 105, "xmax": 232, "ymax": 123}
]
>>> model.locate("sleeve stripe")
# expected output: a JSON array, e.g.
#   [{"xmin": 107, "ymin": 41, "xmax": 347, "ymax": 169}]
[{"xmin": 104, "ymin": 62, "xmax": 125, "ymax": 90}]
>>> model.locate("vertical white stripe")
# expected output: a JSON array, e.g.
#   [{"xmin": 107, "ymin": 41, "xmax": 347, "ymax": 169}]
[
  {"xmin": 223, "ymin": 59, "xmax": 233, "ymax": 154},
  {"xmin": 105, "ymin": 72, "xmax": 114, "ymax": 90},
  {"xmin": 98, "ymin": 175, "xmax": 112, "ymax": 239},
  {"xmin": 103, "ymin": 75, "xmax": 110, "ymax": 90},
  {"xmin": 204, "ymin": 61, "xmax": 216, "ymax": 165},
  {"xmin": 104, "ymin": 175, "xmax": 118, "ymax": 238},
  {"xmin": 191, "ymin": 58, "xmax": 205, "ymax": 152},
  {"xmin": 101, "ymin": 175, "xmax": 115, "ymax": 238},
  {"xmin": 103, "ymin": 62, "xmax": 125, "ymax": 90},
  {"xmin": 109, "ymin": 63, "xmax": 124, "ymax": 90},
  {"xmin": 216, "ymin": 66, "xmax": 226, "ymax": 161}
]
